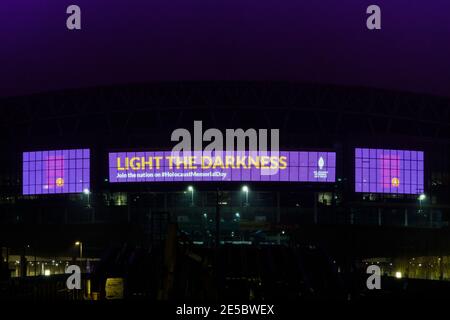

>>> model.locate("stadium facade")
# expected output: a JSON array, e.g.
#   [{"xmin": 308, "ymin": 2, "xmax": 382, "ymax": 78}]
[{"xmin": 1, "ymin": 82, "xmax": 450, "ymax": 296}]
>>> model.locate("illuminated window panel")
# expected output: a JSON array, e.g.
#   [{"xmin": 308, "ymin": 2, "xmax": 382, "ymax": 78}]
[
  {"xmin": 355, "ymin": 148, "xmax": 424, "ymax": 194},
  {"xmin": 22, "ymin": 149, "xmax": 90, "ymax": 195}
]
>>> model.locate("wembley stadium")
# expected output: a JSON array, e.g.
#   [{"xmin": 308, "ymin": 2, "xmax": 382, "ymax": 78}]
[{"xmin": 1, "ymin": 81, "xmax": 450, "ymax": 301}]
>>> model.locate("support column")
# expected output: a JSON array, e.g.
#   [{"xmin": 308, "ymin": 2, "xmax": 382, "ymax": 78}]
[
  {"xmin": 164, "ymin": 192, "xmax": 168, "ymax": 212},
  {"xmin": 430, "ymin": 210, "xmax": 433, "ymax": 228},
  {"xmin": 127, "ymin": 195, "xmax": 131, "ymax": 223},
  {"xmin": 215, "ymin": 189, "xmax": 221, "ymax": 248},
  {"xmin": 313, "ymin": 192, "xmax": 318, "ymax": 224},
  {"xmin": 91, "ymin": 207, "xmax": 95, "ymax": 223},
  {"xmin": 276, "ymin": 192, "xmax": 281, "ymax": 224}
]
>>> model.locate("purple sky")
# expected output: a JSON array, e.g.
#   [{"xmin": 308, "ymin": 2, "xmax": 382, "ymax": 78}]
[{"xmin": 1, "ymin": 0, "xmax": 450, "ymax": 97}]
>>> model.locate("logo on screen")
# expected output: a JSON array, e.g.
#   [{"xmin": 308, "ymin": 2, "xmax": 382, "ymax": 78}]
[
  {"xmin": 56, "ymin": 178, "xmax": 65, "ymax": 187},
  {"xmin": 314, "ymin": 157, "xmax": 328, "ymax": 179},
  {"xmin": 318, "ymin": 157, "xmax": 324, "ymax": 170},
  {"xmin": 391, "ymin": 177, "xmax": 400, "ymax": 187}
]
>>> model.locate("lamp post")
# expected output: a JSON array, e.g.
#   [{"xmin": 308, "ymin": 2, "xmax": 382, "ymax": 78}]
[
  {"xmin": 418, "ymin": 193, "xmax": 426, "ymax": 213},
  {"xmin": 242, "ymin": 185, "xmax": 249, "ymax": 206},
  {"xmin": 188, "ymin": 186, "xmax": 194, "ymax": 206},
  {"xmin": 83, "ymin": 188, "xmax": 91, "ymax": 208},
  {"xmin": 75, "ymin": 241, "xmax": 83, "ymax": 271}
]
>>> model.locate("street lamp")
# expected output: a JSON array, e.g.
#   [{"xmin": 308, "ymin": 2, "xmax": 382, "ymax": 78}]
[
  {"xmin": 75, "ymin": 241, "xmax": 83, "ymax": 260},
  {"xmin": 83, "ymin": 188, "xmax": 91, "ymax": 208},
  {"xmin": 187, "ymin": 186, "xmax": 194, "ymax": 206},
  {"xmin": 242, "ymin": 185, "xmax": 249, "ymax": 206},
  {"xmin": 418, "ymin": 193, "xmax": 426, "ymax": 213}
]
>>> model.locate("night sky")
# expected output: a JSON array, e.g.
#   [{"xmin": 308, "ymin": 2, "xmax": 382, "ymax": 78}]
[{"xmin": 1, "ymin": 0, "xmax": 450, "ymax": 97}]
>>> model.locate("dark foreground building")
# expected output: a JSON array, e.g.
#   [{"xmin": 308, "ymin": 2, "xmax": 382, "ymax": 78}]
[{"xmin": 1, "ymin": 82, "xmax": 450, "ymax": 300}]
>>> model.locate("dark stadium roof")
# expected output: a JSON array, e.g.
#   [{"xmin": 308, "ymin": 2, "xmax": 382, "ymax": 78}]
[{"xmin": 1, "ymin": 82, "xmax": 450, "ymax": 149}]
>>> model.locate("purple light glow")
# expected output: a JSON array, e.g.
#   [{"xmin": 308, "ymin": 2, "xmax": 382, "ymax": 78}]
[
  {"xmin": 22, "ymin": 149, "xmax": 90, "ymax": 195},
  {"xmin": 355, "ymin": 148, "xmax": 424, "ymax": 194},
  {"xmin": 108, "ymin": 151, "xmax": 336, "ymax": 183}
]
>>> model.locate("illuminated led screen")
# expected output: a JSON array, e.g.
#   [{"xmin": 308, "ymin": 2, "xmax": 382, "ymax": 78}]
[
  {"xmin": 108, "ymin": 151, "xmax": 336, "ymax": 183},
  {"xmin": 355, "ymin": 148, "xmax": 424, "ymax": 194},
  {"xmin": 22, "ymin": 149, "xmax": 90, "ymax": 195}
]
